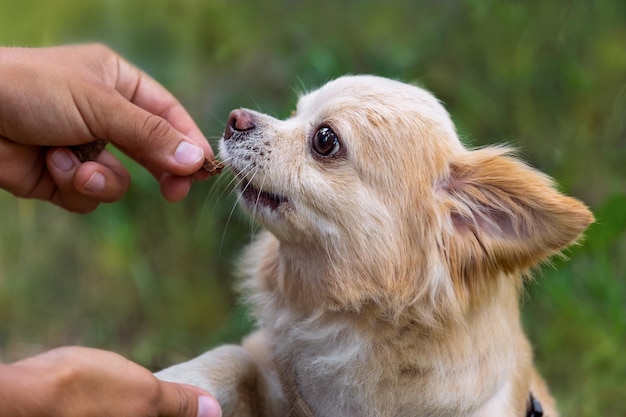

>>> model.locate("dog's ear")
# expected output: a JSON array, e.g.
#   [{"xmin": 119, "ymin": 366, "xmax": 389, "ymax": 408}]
[{"xmin": 439, "ymin": 146, "xmax": 594, "ymax": 285}]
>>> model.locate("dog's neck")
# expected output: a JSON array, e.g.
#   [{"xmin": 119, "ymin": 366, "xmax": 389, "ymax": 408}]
[{"xmin": 245, "ymin": 232, "xmax": 533, "ymax": 416}]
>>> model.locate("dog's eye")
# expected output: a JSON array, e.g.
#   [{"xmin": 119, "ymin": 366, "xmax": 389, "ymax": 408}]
[{"xmin": 311, "ymin": 126, "xmax": 341, "ymax": 157}]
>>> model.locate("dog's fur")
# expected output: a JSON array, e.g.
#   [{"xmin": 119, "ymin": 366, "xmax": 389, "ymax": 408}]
[{"xmin": 156, "ymin": 75, "xmax": 594, "ymax": 417}]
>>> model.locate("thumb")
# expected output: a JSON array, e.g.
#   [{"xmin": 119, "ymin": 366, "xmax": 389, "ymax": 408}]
[
  {"xmin": 158, "ymin": 380, "xmax": 222, "ymax": 417},
  {"xmin": 96, "ymin": 95, "xmax": 209, "ymax": 177}
]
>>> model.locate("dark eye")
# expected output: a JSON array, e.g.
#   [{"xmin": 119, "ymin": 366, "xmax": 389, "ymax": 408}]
[{"xmin": 311, "ymin": 126, "xmax": 341, "ymax": 157}]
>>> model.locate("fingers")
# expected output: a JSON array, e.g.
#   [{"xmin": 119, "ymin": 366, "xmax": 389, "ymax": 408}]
[
  {"xmin": 93, "ymin": 56, "xmax": 214, "ymax": 179},
  {"xmin": 114, "ymin": 57, "xmax": 213, "ymax": 158},
  {"xmin": 158, "ymin": 380, "xmax": 222, "ymax": 417},
  {"xmin": 0, "ymin": 140, "xmax": 131, "ymax": 212},
  {"xmin": 46, "ymin": 148, "xmax": 131, "ymax": 213},
  {"xmin": 0, "ymin": 135, "xmax": 43, "ymax": 196},
  {"xmin": 11, "ymin": 346, "xmax": 222, "ymax": 417},
  {"xmin": 0, "ymin": 44, "xmax": 216, "ymax": 208},
  {"xmin": 86, "ymin": 93, "xmax": 212, "ymax": 195},
  {"xmin": 106, "ymin": 104, "xmax": 207, "ymax": 173},
  {"xmin": 159, "ymin": 173, "xmax": 194, "ymax": 202}
]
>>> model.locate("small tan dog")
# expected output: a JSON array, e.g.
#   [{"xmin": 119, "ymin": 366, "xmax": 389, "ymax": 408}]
[{"xmin": 157, "ymin": 75, "xmax": 594, "ymax": 417}]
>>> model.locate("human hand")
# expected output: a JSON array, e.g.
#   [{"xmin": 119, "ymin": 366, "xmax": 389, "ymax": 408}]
[
  {"xmin": 0, "ymin": 346, "xmax": 222, "ymax": 417},
  {"xmin": 0, "ymin": 44, "xmax": 214, "ymax": 213}
]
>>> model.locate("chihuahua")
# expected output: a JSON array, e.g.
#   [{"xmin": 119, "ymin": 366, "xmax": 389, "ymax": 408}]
[{"xmin": 157, "ymin": 75, "xmax": 593, "ymax": 417}]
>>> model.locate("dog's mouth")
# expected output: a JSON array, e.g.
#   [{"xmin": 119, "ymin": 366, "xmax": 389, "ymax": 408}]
[{"xmin": 240, "ymin": 180, "xmax": 288, "ymax": 210}]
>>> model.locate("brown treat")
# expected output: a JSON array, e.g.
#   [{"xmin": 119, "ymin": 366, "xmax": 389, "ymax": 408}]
[
  {"xmin": 69, "ymin": 139, "xmax": 109, "ymax": 162},
  {"xmin": 201, "ymin": 158, "xmax": 226, "ymax": 177}
]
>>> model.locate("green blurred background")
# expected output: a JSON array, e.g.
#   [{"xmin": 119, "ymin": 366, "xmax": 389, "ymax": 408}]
[{"xmin": 0, "ymin": 1, "xmax": 624, "ymax": 415}]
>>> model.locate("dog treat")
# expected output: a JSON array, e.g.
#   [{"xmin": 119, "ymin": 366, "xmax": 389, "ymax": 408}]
[
  {"xmin": 69, "ymin": 140, "xmax": 225, "ymax": 177},
  {"xmin": 201, "ymin": 158, "xmax": 226, "ymax": 177},
  {"xmin": 69, "ymin": 139, "xmax": 109, "ymax": 162}
]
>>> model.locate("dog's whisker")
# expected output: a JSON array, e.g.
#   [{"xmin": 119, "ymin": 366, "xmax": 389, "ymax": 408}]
[
  {"xmin": 194, "ymin": 168, "xmax": 236, "ymax": 246},
  {"xmin": 222, "ymin": 161, "xmax": 264, "ymax": 243},
  {"xmin": 248, "ymin": 171, "xmax": 272, "ymax": 243},
  {"xmin": 217, "ymin": 188, "xmax": 246, "ymax": 255},
  {"xmin": 209, "ymin": 154, "xmax": 265, "ymax": 254}
]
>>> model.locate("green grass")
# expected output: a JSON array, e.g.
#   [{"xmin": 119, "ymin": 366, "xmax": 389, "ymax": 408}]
[{"xmin": 0, "ymin": 1, "xmax": 624, "ymax": 416}]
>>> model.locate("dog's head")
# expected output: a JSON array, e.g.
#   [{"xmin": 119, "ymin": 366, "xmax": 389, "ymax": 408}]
[{"xmin": 220, "ymin": 75, "xmax": 593, "ymax": 315}]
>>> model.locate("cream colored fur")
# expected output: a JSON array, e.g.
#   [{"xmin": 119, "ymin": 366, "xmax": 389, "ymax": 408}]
[{"xmin": 156, "ymin": 75, "xmax": 594, "ymax": 417}]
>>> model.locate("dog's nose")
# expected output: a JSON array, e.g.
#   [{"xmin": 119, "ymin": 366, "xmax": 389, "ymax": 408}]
[{"xmin": 224, "ymin": 109, "xmax": 255, "ymax": 140}]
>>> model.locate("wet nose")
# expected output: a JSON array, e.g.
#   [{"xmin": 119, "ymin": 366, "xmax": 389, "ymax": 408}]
[{"xmin": 224, "ymin": 109, "xmax": 256, "ymax": 140}]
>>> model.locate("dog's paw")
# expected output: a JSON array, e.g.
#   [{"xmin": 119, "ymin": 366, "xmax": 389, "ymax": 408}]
[{"xmin": 156, "ymin": 345, "xmax": 260, "ymax": 417}]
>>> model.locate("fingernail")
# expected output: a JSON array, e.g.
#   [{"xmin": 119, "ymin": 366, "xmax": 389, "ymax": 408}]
[
  {"xmin": 84, "ymin": 171, "xmax": 106, "ymax": 193},
  {"xmin": 175, "ymin": 141, "xmax": 204, "ymax": 166},
  {"xmin": 51, "ymin": 149, "xmax": 75, "ymax": 171},
  {"xmin": 197, "ymin": 396, "xmax": 221, "ymax": 417}
]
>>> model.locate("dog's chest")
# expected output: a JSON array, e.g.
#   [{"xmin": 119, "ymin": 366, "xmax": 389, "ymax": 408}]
[{"xmin": 267, "ymin": 314, "xmax": 508, "ymax": 417}]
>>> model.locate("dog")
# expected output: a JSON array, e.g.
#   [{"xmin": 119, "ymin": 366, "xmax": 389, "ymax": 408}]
[{"xmin": 156, "ymin": 75, "xmax": 594, "ymax": 417}]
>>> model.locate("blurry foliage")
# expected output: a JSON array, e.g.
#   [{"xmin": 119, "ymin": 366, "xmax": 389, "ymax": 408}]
[{"xmin": 0, "ymin": 0, "xmax": 624, "ymax": 416}]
